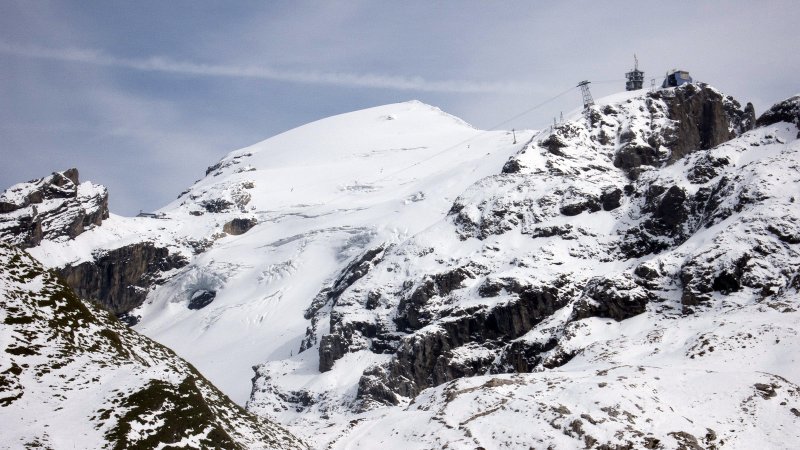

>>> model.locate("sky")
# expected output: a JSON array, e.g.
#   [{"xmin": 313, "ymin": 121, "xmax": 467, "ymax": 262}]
[{"xmin": 1, "ymin": 0, "xmax": 798, "ymax": 215}]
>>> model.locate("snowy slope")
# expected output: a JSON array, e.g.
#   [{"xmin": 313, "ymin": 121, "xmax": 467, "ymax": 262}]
[
  {"xmin": 0, "ymin": 242, "xmax": 305, "ymax": 449},
  {"xmin": 24, "ymin": 100, "xmax": 532, "ymax": 404},
  {"xmin": 331, "ymin": 363, "xmax": 798, "ymax": 449}
]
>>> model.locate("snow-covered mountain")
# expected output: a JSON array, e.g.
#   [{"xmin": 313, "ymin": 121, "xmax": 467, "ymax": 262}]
[
  {"xmin": 2, "ymin": 85, "xmax": 799, "ymax": 449},
  {"xmin": 0, "ymin": 242, "xmax": 305, "ymax": 449},
  {"xmin": 8, "ymin": 100, "xmax": 531, "ymax": 405},
  {"xmin": 243, "ymin": 85, "xmax": 800, "ymax": 448}
]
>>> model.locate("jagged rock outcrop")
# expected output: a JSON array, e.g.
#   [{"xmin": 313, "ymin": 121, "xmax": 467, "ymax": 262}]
[
  {"xmin": 0, "ymin": 168, "xmax": 108, "ymax": 247},
  {"xmin": 358, "ymin": 281, "xmax": 568, "ymax": 405},
  {"xmin": 656, "ymin": 83, "xmax": 755, "ymax": 162},
  {"xmin": 0, "ymin": 242, "xmax": 306, "ymax": 449},
  {"xmin": 679, "ymin": 212, "xmax": 800, "ymax": 311},
  {"xmin": 58, "ymin": 242, "xmax": 188, "ymax": 316},
  {"xmin": 201, "ymin": 198, "xmax": 234, "ymax": 213},
  {"xmin": 188, "ymin": 289, "xmax": 217, "ymax": 310},
  {"xmin": 571, "ymin": 274, "xmax": 653, "ymax": 321},
  {"xmin": 756, "ymin": 95, "xmax": 800, "ymax": 134},
  {"xmin": 187, "ymin": 179, "xmax": 255, "ymax": 214},
  {"xmin": 308, "ymin": 245, "xmax": 388, "ymax": 370},
  {"xmin": 0, "ymin": 169, "xmax": 192, "ymax": 319},
  {"xmin": 612, "ymin": 84, "xmax": 755, "ymax": 178}
]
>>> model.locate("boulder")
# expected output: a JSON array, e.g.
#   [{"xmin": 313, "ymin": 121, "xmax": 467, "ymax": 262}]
[{"xmin": 222, "ymin": 218, "xmax": 257, "ymax": 235}]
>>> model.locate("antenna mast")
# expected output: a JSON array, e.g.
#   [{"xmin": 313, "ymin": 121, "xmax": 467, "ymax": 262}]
[
  {"xmin": 625, "ymin": 54, "xmax": 645, "ymax": 91},
  {"xmin": 577, "ymin": 80, "xmax": 594, "ymax": 110}
]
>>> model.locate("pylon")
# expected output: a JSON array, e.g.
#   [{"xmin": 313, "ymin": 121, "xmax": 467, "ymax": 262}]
[{"xmin": 577, "ymin": 80, "xmax": 594, "ymax": 109}]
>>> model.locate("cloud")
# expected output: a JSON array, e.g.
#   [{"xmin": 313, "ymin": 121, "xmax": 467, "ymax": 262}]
[{"xmin": 0, "ymin": 40, "xmax": 537, "ymax": 94}]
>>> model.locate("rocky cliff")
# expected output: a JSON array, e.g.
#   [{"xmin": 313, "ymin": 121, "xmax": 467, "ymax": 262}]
[{"xmin": 59, "ymin": 242, "xmax": 188, "ymax": 317}]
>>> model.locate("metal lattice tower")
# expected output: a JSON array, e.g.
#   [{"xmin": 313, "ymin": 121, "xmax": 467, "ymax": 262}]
[{"xmin": 577, "ymin": 80, "xmax": 594, "ymax": 109}]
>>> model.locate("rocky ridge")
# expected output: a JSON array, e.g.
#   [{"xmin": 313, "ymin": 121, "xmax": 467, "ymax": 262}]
[
  {"xmin": 0, "ymin": 169, "xmax": 194, "ymax": 319},
  {"xmin": 0, "ymin": 242, "xmax": 306, "ymax": 449},
  {"xmin": 0, "ymin": 169, "xmax": 108, "ymax": 247}
]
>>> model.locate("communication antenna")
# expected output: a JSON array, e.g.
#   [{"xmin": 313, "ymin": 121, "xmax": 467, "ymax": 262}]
[
  {"xmin": 577, "ymin": 80, "xmax": 594, "ymax": 109},
  {"xmin": 625, "ymin": 54, "xmax": 645, "ymax": 91}
]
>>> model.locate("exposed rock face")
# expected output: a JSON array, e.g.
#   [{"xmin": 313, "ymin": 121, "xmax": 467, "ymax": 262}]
[
  {"xmin": 188, "ymin": 289, "xmax": 216, "ymax": 309},
  {"xmin": 358, "ymin": 282, "xmax": 568, "ymax": 405},
  {"xmin": 657, "ymin": 84, "xmax": 755, "ymax": 162},
  {"xmin": 0, "ymin": 168, "xmax": 109, "ymax": 247},
  {"xmin": 571, "ymin": 274, "xmax": 653, "ymax": 321},
  {"xmin": 201, "ymin": 198, "xmax": 234, "ymax": 213},
  {"xmin": 613, "ymin": 84, "xmax": 755, "ymax": 178},
  {"xmin": 600, "ymin": 187, "xmax": 623, "ymax": 211},
  {"xmin": 756, "ymin": 95, "xmax": 800, "ymax": 130},
  {"xmin": 307, "ymin": 245, "xmax": 388, "ymax": 370},
  {"xmin": 204, "ymin": 152, "xmax": 253, "ymax": 176},
  {"xmin": 59, "ymin": 242, "xmax": 188, "ymax": 315},
  {"xmin": 678, "ymin": 212, "xmax": 800, "ymax": 310},
  {"xmin": 318, "ymin": 334, "xmax": 348, "ymax": 373},
  {"xmin": 188, "ymin": 179, "xmax": 254, "ymax": 214}
]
